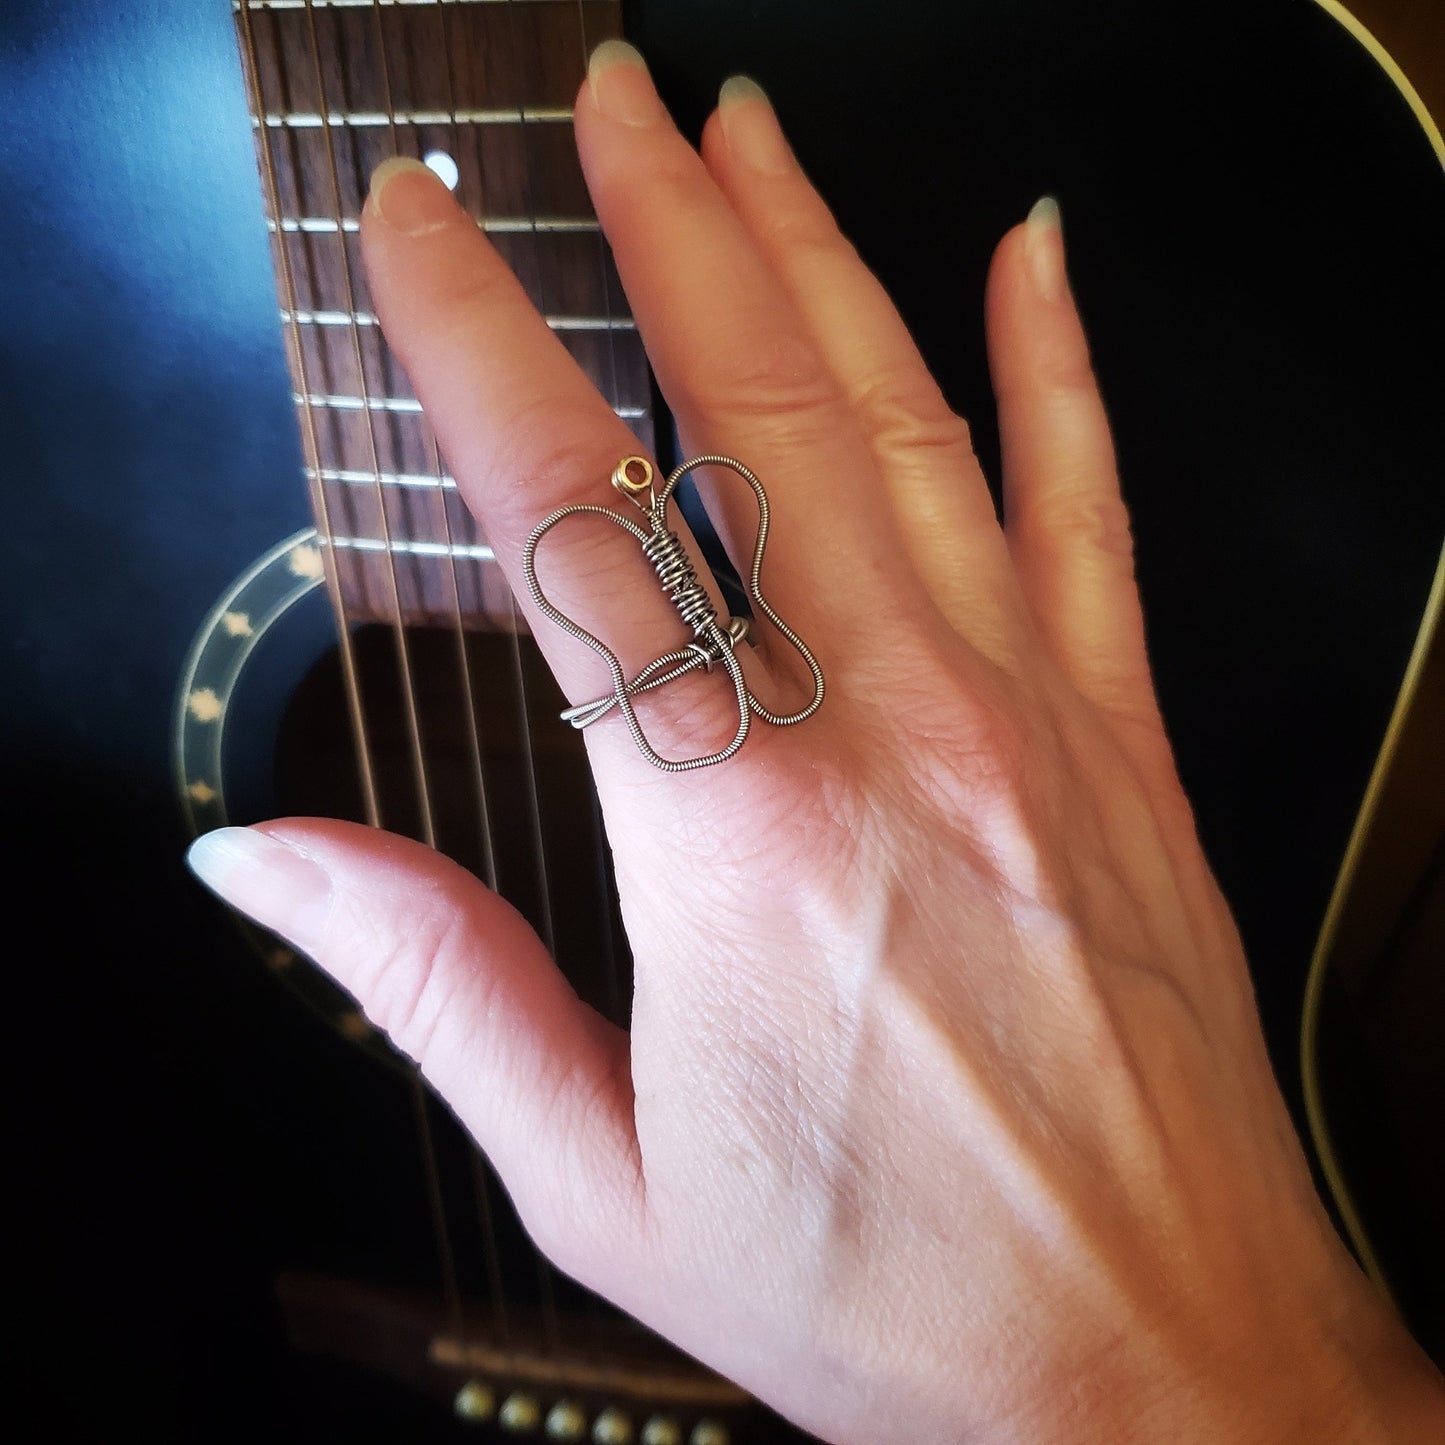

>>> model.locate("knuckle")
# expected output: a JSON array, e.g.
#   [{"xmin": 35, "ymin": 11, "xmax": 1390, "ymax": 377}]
[
  {"xmin": 768, "ymin": 202, "xmax": 857, "ymax": 264},
  {"xmin": 1028, "ymin": 489, "xmax": 1136, "ymax": 563},
  {"xmin": 423, "ymin": 261, "xmax": 512, "ymax": 339},
  {"xmin": 944, "ymin": 687, "xmax": 1030, "ymax": 804},
  {"xmin": 695, "ymin": 327, "xmax": 839, "ymax": 422},
  {"xmin": 351, "ymin": 881, "xmax": 474, "ymax": 1069},
  {"xmin": 483, "ymin": 395, "xmax": 632, "ymax": 525},
  {"xmin": 852, "ymin": 370, "xmax": 975, "ymax": 461},
  {"xmin": 608, "ymin": 148, "xmax": 705, "ymax": 216},
  {"xmin": 868, "ymin": 637, "xmax": 1033, "ymax": 820},
  {"xmin": 1039, "ymin": 340, "xmax": 1099, "ymax": 396},
  {"xmin": 996, "ymin": 338, "xmax": 1099, "ymax": 407}
]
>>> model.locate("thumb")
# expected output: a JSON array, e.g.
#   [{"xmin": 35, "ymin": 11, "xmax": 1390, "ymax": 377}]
[{"xmin": 186, "ymin": 818, "xmax": 642, "ymax": 1281}]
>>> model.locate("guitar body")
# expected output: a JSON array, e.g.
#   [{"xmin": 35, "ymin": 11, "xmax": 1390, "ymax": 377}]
[{"xmin": 4, "ymin": 0, "xmax": 1439, "ymax": 1436}]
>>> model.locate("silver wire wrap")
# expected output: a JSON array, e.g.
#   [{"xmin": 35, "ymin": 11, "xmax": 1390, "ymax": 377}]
[
  {"xmin": 521, "ymin": 454, "xmax": 825, "ymax": 772},
  {"xmin": 641, "ymin": 526, "xmax": 718, "ymax": 634}
]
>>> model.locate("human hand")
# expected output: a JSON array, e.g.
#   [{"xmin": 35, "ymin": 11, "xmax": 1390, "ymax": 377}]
[{"xmin": 187, "ymin": 41, "xmax": 1445, "ymax": 1444}]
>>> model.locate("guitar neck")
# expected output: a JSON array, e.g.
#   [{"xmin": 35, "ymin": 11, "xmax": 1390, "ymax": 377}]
[{"xmin": 232, "ymin": 0, "xmax": 652, "ymax": 625}]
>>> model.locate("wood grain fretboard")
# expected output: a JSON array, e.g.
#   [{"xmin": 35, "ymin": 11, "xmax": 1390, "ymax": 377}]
[{"xmin": 233, "ymin": 0, "xmax": 653, "ymax": 626}]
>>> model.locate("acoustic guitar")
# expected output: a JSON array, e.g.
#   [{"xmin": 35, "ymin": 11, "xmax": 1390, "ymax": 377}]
[{"xmin": 5, "ymin": 0, "xmax": 1440, "ymax": 1437}]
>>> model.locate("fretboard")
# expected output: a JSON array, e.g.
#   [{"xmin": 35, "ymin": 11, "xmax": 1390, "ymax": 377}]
[{"xmin": 232, "ymin": 0, "xmax": 652, "ymax": 624}]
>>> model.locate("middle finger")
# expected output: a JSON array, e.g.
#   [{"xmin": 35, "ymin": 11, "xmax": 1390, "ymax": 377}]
[{"xmin": 574, "ymin": 43, "xmax": 930, "ymax": 654}]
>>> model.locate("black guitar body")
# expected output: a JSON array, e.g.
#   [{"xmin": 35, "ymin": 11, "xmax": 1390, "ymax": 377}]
[{"xmin": 4, "ymin": 0, "xmax": 1440, "ymax": 1436}]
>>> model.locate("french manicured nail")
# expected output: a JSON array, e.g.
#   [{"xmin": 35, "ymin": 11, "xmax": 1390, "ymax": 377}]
[
  {"xmin": 186, "ymin": 827, "xmax": 333, "ymax": 956},
  {"xmin": 1025, "ymin": 195, "xmax": 1066, "ymax": 304},
  {"xmin": 588, "ymin": 39, "xmax": 666, "ymax": 126},
  {"xmin": 367, "ymin": 156, "xmax": 455, "ymax": 236},
  {"xmin": 718, "ymin": 75, "xmax": 793, "ymax": 175}
]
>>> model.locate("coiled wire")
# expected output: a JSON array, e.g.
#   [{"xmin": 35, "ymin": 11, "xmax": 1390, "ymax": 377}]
[{"xmin": 641, "ymin": 525, "xmax": 719, "ymax": 635}]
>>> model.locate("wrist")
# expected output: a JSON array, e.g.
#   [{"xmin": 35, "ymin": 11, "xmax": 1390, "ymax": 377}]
[
  {"xmin": 1294, "ymin": 1263, "xmax": 1445, "ymax": 1444},
  {"xmin": 1118, "ymin": 1256, "xmax": 1442, "ymax": 1444},
  {"xmin": 1006, "ymin": 1239, "xmax": 1445, "ymax": 1445}
]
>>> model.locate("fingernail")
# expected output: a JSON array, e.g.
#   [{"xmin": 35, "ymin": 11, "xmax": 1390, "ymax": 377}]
[
  {"xmin": 1025, "ymin": 196, "xmax": 1066, "ymax": 304},
  {"xmin": 718, "ymin": 75, "xmax": 794, "ymax": 175},
  {"xmin": 186, "ymin": 827, "xmax": 333, "ymax": 956},
  {"xmin": 367, "ymin": 156, "xmax": 456, "ymax": 236},
  {"xmin": 587, "ymin": 39, "xmax": 666, "ymax": 127}
]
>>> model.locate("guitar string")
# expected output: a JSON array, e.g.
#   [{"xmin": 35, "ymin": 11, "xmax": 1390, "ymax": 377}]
[
  {"xmin": 497, "ymin": 0, "xmax": 561, "ymax": 984},
  {"xmin": 501, "ymin": 0, "xmax": 570, "ymax": 1363},
  {"xmin": 574, "ymin": 0, "xmax": 627, "ymax": 1034},
  {"xmin": 248, "ymin": 0, "xmax": 464, "ymax": 1370},
  {"xmin": 299, "ymin": 0, "xmax": 440, "ymax": 856},
  {"xmin": 364, "ymin": 0, "xmax": 474, "ymax": 1350},
  {"xmin": 252, "ymin": 0, "xmax": 632, "ymax": 1389},
  {"xmin": 423, "ymin": 0, "xmax": 502, "ymax": 951},
  {"xmin": 577, "ymin": 0, "xmax": 624, "ymax": 431},
  {"xmin": 568, "ymin": 0, "xmax": 629, "ymax": 1374},
  {"xmin": 391, "ymin": 0, "xmax": 553, "ymax": 1367},
  {"xmin": 429, "ymin": 0, "xmax": 514, "ymax": 1353},
  {"xmin": 236, "ymin": 0, "xmax": 383, "ymax": 828}
]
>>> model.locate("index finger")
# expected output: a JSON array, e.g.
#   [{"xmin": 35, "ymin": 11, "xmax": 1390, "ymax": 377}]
[{"xmin": 360, "ymin": 157, "xmax": 730, "ymax": 748}]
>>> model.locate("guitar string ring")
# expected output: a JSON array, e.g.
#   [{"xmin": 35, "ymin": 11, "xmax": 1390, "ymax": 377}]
[{"xmin": 521, "ymin": 454, "xmax": 825, "ymax": 771}]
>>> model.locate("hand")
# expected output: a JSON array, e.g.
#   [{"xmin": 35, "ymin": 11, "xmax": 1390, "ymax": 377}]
[{"xmin": 187, "ymin": 42, "xmax": 1445, "ymax": 1444}]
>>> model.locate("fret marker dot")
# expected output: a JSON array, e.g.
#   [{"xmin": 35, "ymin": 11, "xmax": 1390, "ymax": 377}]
[{"xmin": 423, "ymin": 150, "xmax": 459, "ymax": 191}]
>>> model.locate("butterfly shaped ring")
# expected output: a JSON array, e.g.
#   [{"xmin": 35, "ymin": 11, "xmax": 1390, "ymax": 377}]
[{"xmin": 521, "ymin": 455, "xmax": 825, "ymax": 772}]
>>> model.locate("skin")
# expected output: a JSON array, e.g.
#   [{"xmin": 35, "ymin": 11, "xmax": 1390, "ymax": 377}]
[{"xmin": 187, "ymin": 42, "xmax": 1445, "ymax": 1444}]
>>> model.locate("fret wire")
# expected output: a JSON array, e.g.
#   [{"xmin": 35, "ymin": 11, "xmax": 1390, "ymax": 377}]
[
  {"xmin": 312, "ymin": 466, "xmax": 457, "ymax": 488},
  {"xmin": 269, "ymin": 214, "xmax": 601, "ymax": 231},
  {"xmin": 326, "ymin": 535, "xmax": 493, "ymax": 559},
  {"xmin": 239, "ymin": 1, "xmax": 577, "ymax": 10},
  {"xmin": 235, "ymin": 0, "xmax": 383, "ymax": 827},
  {"xmin": 292, "ymin": 391, "xmax": 646, "ymax": 418},
  {"xmin": 257, "ymin": 106, "xmax": 571, "ymax": 125},
  {"xmin": 284, "ymin": 308, "xmax": 633, "ymax": 330}
]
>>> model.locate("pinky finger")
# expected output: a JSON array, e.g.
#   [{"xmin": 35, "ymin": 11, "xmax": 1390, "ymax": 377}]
[{"xmin": 986, "ymin": 200, "xmax": 1161, "ymax": 738}]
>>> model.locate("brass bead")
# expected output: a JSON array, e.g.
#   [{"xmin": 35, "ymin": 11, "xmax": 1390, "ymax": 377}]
[
  {"xmin": 500, "ymin": 1393, "xmax": 543, "ymax": 1432},
  {"xmin": 611, "ymin": 455, "xmax": 655, "ymax": 505},
  {"xmin": 690, "ymin": 1422, "xmax": 729, "ymax": 1445},
  {"xmin": 592, "ymin": 1407, "xmax": 634, "ymax": 1444},
  {"xmin": 640, "ymin": 1417, "xmax": 682, "ymax": 1445},
  {"xmin": 453, "ymin": 1380, "xmax": 495, "ymax": 1423},
  {"xmin": 545, "ymin": 1401, "xmax": 588, "ymax": 1441}
]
